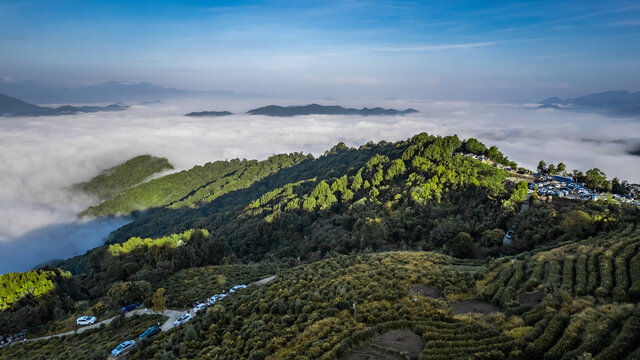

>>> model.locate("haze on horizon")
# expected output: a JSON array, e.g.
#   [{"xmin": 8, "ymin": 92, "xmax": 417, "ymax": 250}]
[{"xmin": 1, "ymin": 0, "xmax": 640, "ymax": 101}]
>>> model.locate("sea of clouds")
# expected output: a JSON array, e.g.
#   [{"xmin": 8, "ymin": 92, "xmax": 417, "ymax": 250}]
[{"xmin": 1, "ymin": 98, "xmax": 639, "ymax": 273}]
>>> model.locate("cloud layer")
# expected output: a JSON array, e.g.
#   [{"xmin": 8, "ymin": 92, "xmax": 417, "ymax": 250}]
[{"xmin": 1, "ymin": 99, "xmax": 639, "ymax": 273}]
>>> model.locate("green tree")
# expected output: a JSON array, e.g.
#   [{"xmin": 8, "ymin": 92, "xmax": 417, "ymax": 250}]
[
  {"xmin": 92, "ymin": 302, "xmax": 107, "ymax": 317},
  {"xmin": 449, "ymin": 232, "xmax": 475, "ymax": 258},
  {"xmin": 152, "ymin": 288, "xmax": 166, "ymax": 315},
  {"xmin": 585, "ymin": 168, "xmax": 611, "ymax": 192},
  {"xmin": 464, "ymin": 138, "xmax": 487, "ymax": 155},
  {"xmin": 611, "ymin": 177, "xmax": 630, "ymax": 195},
  {"xmin": 563, "ymin": 210, "xmax": 594, "ymax": 238},
  {"xmin": 557, "ymin": 162, "xmax": 566, "ymax": 174},
  {"xmin": 537, "ymin": 160, "xmax": 547, "ymax": 174},
  {"xmin": 481, "ymin": 229, "xmax": 505, "ymax": 248},
  {"xmin": 107, "ymin": 281, "xmax": 152, "ymax": 305}
]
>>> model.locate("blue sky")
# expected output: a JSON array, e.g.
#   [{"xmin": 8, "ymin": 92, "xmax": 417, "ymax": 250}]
[{"xmin": 1, "ymin": 0, "xmax": 639, "ymax": 100}]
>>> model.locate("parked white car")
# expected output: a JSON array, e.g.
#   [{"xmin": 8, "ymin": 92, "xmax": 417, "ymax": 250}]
[
  {"xmin": 111, "ymin": 340, "xmax": 135, "ymax": 357},
  {"xmin": 173, "ymin": 313, "xmax": 192, "ymax": 326},
  {"xmin": 229, "ymin": 285, "xmax": 247, "ymax": 293},
  {"xmin": 193, "ymin": 303, "xmax": 207, "ymax": 313},
  {"xmin": 208, "ymin": 295, "xmax": 219, "ymax": 305},
  {"xmin": 76, "ymin": 316, "xmax": 97, "ymax": 326}
]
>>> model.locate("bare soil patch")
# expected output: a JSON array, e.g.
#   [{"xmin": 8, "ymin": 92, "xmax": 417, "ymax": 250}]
[
  {"xmin": 516, "ymin": 291, "xmax": 545, "ymax": 306},
  {"xmin": 452, "ymin": 299, "xmax": 501, "ymax": 315},
  {"xmin": 341, "ymin": 329, "xmax": 424, "ymax": 360},
  {"xmin": 547, "ymin": 197, "xmax": 581, "ymax": 211},
  {"xmin": 410, "ymin": 285, "xmax": 442, "ymax": 299},
  {"xmin": 341, "ymin": 346, "xmax": 407, "ymax": 360}
]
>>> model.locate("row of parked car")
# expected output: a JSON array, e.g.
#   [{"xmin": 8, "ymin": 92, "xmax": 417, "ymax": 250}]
[
  {"xmin": 74, "ymin": 302, "xmax": 142, "ymax": 329},
  {"xmin": 0, "ymin": 330, "xmax": 28, "ymax": 346},
  {"xmin": 111, "ymin": 322, "xmax": 164, "ymax": 356},
  {"xmin": 111, "ymin": 284, "xmax": 247, "ymax": 357}
]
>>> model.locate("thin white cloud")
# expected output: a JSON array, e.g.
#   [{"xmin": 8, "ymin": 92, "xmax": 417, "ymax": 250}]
[
  {"xmin": 494, "ymin": 4, "xmax": 640, "ymax": 33},
  {"xmin": 369, "ymin": 41, "xmax": 502, "ymax": 52},
  {"xmin": 604, "ymin": 19, "xmax": 640, "ymax": 26}
]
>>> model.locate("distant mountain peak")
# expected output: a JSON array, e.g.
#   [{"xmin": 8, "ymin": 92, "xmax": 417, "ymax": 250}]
[{"xmin": 538, "ymin": 90, "xmax": 640, "ymax": 116}]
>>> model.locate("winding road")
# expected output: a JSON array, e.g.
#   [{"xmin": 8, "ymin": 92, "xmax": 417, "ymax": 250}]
[{"xmin": 3, "ymin": 275, "xmax": 277, "ymax": 347}]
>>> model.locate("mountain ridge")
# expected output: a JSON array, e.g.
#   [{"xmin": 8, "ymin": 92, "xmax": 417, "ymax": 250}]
[
  {"xmin": 184, "ymin": 110, "xmax": 233, "ymax": 117},
  {"xmin": 247, "ymin": 103, "xmax": 419, "ymax": 116}
]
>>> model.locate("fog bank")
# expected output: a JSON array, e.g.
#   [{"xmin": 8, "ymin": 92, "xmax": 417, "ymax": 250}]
[{"xmin": 1, "ymin": 99, "xmax": 639, "ymax": 273}]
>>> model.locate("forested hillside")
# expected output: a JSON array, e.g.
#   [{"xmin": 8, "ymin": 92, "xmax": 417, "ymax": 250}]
[{"xmin": 81, "ymin": 153, "xmax": 310, "ymax": 216}]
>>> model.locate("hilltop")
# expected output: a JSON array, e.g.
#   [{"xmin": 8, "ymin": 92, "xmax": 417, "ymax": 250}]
[
  {"xmin": 247, "ymin": 104, "xmax": 418, "ymax": 116},
  {"xmin": 73, "ymin": 155, "xmax": 174, "ymax": 201}
]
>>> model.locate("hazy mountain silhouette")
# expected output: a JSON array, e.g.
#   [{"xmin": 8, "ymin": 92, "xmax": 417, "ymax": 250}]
[
  {"xmin": 0, "ymin": 79, "xmax": 269, "ymax": 104},
  {"xmin": 539, "ymin": 90, "xmax": 640, "ymax": 116},
  {"xmin": 0, "ymin": 93, "xmax": 127, "ymax": 116}
]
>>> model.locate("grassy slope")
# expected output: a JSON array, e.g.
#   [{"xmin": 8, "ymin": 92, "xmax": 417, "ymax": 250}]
[{"xmin": 74, "ymin": 155, "xmax": 173, "ymax": 201}]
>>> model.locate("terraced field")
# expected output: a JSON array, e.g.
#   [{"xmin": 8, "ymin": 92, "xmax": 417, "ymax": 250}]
[{"xmin": 478, "ymin": 223, "xmax": 640, "ymax": 359}]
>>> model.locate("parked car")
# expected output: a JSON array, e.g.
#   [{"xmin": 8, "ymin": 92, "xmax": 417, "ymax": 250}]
[
  {"xmin": 505, "ymin": 230, "xmax": 514, "ymax": 239},
  {"xmin": 193, "ymin": 303, "xmax": 207, "ymax": 313},
  {"xmin": 173, "ymin": 313, "xmax": 192, "ymax": 327},
  {"xmin": 208, "ymin": 295, "xmax": 219, "ymax": 305},
  {"xmin": 229, "ymin": 285, "xmax": 247, "ymax": 293},
  {"xmin": 121, "ymin": 302, "xmax": 140, "ymax": 314},
  {"xmin": 139, "ymin": 325, "xmax": 161, "ymax": 339},
  {"xmin": 76, "ymin": 316, "xmax": 97, "ymax": 326},
  {"xmin": 111, "ymin": 340, "xmax": 135, "ymax": 357}
]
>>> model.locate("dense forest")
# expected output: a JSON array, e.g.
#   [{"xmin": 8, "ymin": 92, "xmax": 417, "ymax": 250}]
[{"xmin": 2, "ymin": 132, "xmax": 639, "ymax": 359}]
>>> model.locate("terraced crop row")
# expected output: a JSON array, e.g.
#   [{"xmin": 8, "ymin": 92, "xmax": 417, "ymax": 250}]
[
  {"xmin": 520, "ymin": 304, "xmax": 640, "ymax": 360},
  {"xmin": 326, "ymin": 319, "xmax": 518, "ymax": 360},
  {"xmin": 476, "ymin": 224, "xmax": 640, "ymax": 359},
  {"xmin": 418, "ymin": 322, "xmax": 517, "ymax": 360},
  {"xmin": 480, "ymin": 226, "xmax": 640, "ymax": 306}
]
